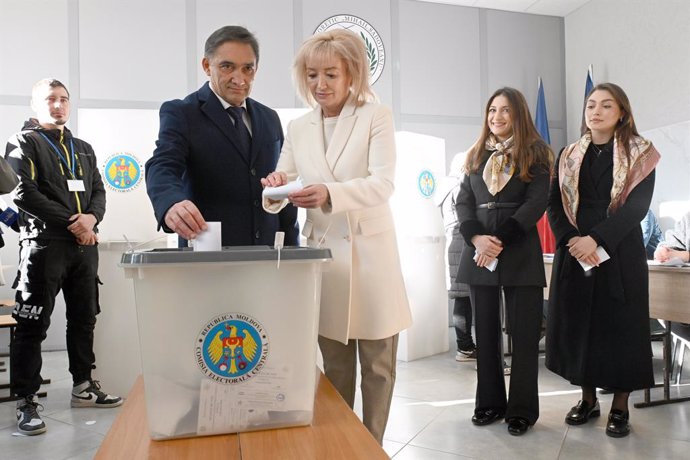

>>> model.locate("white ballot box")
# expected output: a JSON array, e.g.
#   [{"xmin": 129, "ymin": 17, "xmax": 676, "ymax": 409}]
[{"xmin": 120, "ymin": 247, "xmax": 331, "ymax": 440}]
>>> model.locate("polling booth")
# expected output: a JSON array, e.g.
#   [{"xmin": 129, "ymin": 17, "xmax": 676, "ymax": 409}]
[
  {"xmin": 391, "ymin": 132, "xmax": 449, "ymax": 361},
  {"xmin": 79, "ymin": 108, "xmax": 165, "ymax": 397},
  {"xmin": 120, "ymin": 247, "xmax": 331, "ymax": 439}
]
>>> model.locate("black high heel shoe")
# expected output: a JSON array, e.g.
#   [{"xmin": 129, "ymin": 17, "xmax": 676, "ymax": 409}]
[
  {"xmin": 565, "ymin": 399, "xmax": 600, "ymax": 425},
  {"xmin": 606, "ymin": 409, "xmax": 630, "ymax": 438}
]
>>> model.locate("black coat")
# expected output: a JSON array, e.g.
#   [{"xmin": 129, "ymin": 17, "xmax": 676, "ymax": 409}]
[
  {"xmin": 455, "ymin": 151, "xmax": 549, "ymax": 287},
  {"xmin": 545, "ymin": 146, "xmax": 655, "ymax": 391},
  {"xmin": 146, "ymin": 83, "xmax": 298, "ymax": 247}
]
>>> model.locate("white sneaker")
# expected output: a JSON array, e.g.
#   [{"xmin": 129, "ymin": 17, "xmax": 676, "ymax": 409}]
[
  {"xmin": 71, "ymin": 380, "xmax": 123, "ymax": 408},
  {"xmin": 16, "ymin": 395, "xmax": 47, "ymax": 435}
]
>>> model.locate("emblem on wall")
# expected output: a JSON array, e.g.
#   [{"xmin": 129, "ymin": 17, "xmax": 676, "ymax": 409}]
[
  {"xmin": 315, "ymin": 14, "xmax": 385, "ymax": 84},
  {"xmin": 418, "ymin": 170, "xmax": 436, "ymax": 199},
  {"xmin": 195, "ymin": 313, "xmax": 269, "ymax": 384},
  {"xmin": 102, "ymin": 153, "xmax": 142, "ymax": 192}
]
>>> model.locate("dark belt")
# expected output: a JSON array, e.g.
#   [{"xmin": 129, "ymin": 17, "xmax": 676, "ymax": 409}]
[{"xmin": 476, "ymin": 202, "xmax": 520, "ymax": 210}]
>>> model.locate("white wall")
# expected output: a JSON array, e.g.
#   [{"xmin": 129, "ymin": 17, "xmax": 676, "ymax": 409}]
[{"xmin": 565, "ymin": 0, "xmax": 690, "ymax": 220}]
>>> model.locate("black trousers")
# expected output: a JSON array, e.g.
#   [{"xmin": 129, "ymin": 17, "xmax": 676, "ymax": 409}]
[
  {"xmin": 471, "ymin": 285, "xmax": 542, "ymax": 424},
  {"xmin": 10, "ymin": 239, "xmax": 100, "ymax": 396}
]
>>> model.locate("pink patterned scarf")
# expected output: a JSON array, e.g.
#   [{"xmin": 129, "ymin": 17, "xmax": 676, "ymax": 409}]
[{"xmin": 558, "ymin": 133, "xmax": 660, "ymax": 229}]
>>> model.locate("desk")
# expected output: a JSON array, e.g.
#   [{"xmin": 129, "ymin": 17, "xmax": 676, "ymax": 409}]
[
  {"xmin": 95, "ymin": 372, "xmax": 388, "ymax": 460},
  {"xmin": 544, "ymin": 257, "xmax": 690, "ymax": 407}
]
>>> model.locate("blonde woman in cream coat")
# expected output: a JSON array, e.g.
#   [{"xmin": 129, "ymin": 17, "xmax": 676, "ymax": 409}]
[{"xmin": 261, "ymin": 29, "xmax": 411, "ymax": 444}]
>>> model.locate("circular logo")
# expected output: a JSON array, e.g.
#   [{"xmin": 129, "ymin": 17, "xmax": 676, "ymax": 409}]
[
  {"xmin": 195, "ymin": 313, "xmax": 269, "ymax": 384},
  {"xmin": 418, "ymin": 170, "xmax": 436, "ymax": 199},
  {"xmin": 102, "ymin": 153, "xmax": 142, "ymax": 192},
  {"xmin": 314, "ymin": 15, "xmax": 385, "ymax": 84}
]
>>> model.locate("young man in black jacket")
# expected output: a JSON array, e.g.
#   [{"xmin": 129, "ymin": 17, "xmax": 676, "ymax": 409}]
[{"xmin": 4, "ymin": 78, "xmax": 121, "ymax": 436}]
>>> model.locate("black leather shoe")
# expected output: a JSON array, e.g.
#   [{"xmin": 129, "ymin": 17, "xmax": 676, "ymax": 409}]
[
  {"xmin": 606, "ymin": 409, "xmax": 630, "ymax": 438},
  {"xmin": 507, "ymin": 417, "xmax": 530, "ymax": 436},
  {"xmin": 565, "ymin": 399, "xmax": 600, "ymax": 425},
  {"xmin": 471, "ymin": 408, "xmax": 505, "ymax": 426}
]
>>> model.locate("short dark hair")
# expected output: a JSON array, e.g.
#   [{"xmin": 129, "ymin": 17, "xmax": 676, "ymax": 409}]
[
  {"xmin": 33, "ymin": 78, "xmax": 70, "ymax": 98},
  {"xmin": 204, "ymin": 25, "xmax": 259, "ymax": 62}
]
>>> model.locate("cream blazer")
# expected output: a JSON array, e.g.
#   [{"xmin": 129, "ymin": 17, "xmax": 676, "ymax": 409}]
[{"xmin": 264, "ymin": 99, "xmax": 412, "ymax": 343}]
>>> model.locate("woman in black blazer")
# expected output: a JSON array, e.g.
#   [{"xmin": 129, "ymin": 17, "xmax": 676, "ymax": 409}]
[{"xmin": 456, "ymin": 87, "xmax": 553, "ymax": 436}]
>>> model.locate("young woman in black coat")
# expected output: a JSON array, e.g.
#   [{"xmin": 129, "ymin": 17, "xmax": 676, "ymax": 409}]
[
  {"xmin": 456, "ymin": 87, "xmax": 553, "ymax": 436},
  {"xmin": 546, "ymin": 83, "xmax": 660, "ymax": 438}
]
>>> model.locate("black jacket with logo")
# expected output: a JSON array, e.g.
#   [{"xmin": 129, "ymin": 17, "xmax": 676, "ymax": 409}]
[{"xmin": 4, "ymin": 119, "xmax": 106, "ymax": 241}]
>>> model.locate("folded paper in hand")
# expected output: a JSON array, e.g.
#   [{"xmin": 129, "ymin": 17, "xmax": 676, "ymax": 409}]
[
  {"xmin": 474, "ymin": 250, "xmax": 498, "ymax": 272},
  {"xmin": 262, "ymin": 179, "xmax": 303, "ymax": 201},
  {"xmin": 578, "ymin": 246, "xmax": 610, "ymax": 272}
]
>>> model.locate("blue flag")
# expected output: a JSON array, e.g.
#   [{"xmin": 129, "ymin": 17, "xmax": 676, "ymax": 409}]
[
  {"xmin": 535, "ymin": 77, "xmax": 550, "ymax": 144},
  {"xmin": 580, "ymin": 65, "xmax": 594, "ymax": 134}
]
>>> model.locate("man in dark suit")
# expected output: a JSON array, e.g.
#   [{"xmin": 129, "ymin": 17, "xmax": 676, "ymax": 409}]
[{"xmin": 146, "ymin": 25, "xmax": 298, "ymax": 246}]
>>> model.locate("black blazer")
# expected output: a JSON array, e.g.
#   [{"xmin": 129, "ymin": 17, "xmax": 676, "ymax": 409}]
[
  {"xmin": 455, "ymin": 151, "xmax": 549, "ymax": 286},
  {"xmin": 146, "ymin": 83, "xmax": 298, "ymax": 246}
]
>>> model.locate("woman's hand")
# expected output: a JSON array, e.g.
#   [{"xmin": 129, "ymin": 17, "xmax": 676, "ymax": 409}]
[
  {"xmin": 288, "ymin": 184, "xmax": 330, "ymax": 209},
  {"xmin": 568, "ymin": 235, "xmax": 599, "ymax": 265},
  {"xmin": 260, "ymin": 171, "xmax": 288, "ymax": 188},
  {"xmin": 471, "ymin": 235, "xmax": 503, "ymax": 258},
  {"xmin": 655, "ymin": 246, "xmax": 690, "ymax": 263}
]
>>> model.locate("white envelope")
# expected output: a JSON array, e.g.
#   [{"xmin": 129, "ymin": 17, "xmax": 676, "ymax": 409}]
[
  {"xmin": 262, "ymin": 179, "xmax": 303, "ymax": 201},
  {"xmin": 474, "ymin": 250, "xmax": 498, "ymax": 272},
  {"xmin": 578, "ymin": 246, "xmax": 610, "ymax": 271}
]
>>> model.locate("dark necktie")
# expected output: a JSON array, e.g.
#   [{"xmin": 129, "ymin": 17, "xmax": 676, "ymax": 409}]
[{"xmin": 226, "ymin": 106, "xmax": 252, "ymax": 158}]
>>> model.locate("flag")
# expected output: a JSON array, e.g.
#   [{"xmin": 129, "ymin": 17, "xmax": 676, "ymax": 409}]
[
  {"xmin": 535, "ymin": 77, "xmax": 550, "ymax": 144},
  {"xmin": 534, "ymin": 77, "xmax": 555, "ymax": 253},
  {"xmin": 580, "ymin": 65, "xmax": 594, "ymax": 134}
]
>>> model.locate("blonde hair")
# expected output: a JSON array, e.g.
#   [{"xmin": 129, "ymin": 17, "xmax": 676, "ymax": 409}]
[{"xmin": 293, "ymin": 29, "xmax": 377, "ymax": 107}]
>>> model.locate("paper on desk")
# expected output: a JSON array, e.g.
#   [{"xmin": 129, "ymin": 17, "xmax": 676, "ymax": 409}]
[
  {"xmin": 648, "ymin": 257, "xmax": 686, "ymax": 267},
  {"xmin": 578, "ymin": 246, "xmax": 610, "ymax": 272},
  {"xmin": 474, "ymin": 250, "xmax": 498, "ymax": 272},
  {"xmin": 262, "ymin": 179, "xmax": 303, "ymax": 201}
]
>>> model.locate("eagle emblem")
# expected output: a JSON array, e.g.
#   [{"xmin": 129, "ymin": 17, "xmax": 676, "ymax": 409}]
[
  {"xmin": 196, "ymin": 314, "xmax": 269, "ymax": 384},
  {"xmin": 207, "ymin": 324, "xmax": 259, "ymax": 375},
  {"xmin": 102, "ymin": 153, "xmax": 142, "ymax": 192}
]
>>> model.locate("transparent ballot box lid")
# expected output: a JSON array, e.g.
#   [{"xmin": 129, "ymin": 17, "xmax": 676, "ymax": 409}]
[{"xmin": 119, "ymin": 245, "xmax": 331, "ymax": 440}]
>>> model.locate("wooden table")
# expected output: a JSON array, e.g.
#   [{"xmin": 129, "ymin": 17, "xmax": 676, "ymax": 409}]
[
  {"xmin": 544, "ymin": 257, "xmax": 690, "ymax": 407},
  {"xmin": 95, "ymin": 372, "xmax": 388, "ymax": 460}
]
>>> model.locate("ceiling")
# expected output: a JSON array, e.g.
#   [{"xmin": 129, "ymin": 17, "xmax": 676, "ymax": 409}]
[{"xmin": 416, "ymin": 0, "xmax": 593, "ymax": 17}]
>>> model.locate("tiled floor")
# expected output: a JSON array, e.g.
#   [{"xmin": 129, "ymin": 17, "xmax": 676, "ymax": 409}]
[{"xmin": 1, "ymin": 329, "xmax": 689, "ymax": 459}]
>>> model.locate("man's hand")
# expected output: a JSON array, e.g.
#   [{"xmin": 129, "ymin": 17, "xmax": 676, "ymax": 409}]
[
  {"xmin": 68, "ymin": 213, "xmax": 97, "ymax": 237},
  {"xmin": 164, "ymin": 200, "xmax": 207, "ymax": 240},
  {"xmin": 76, "ymin": 230, "xmax": 98, "ymax": 246}
]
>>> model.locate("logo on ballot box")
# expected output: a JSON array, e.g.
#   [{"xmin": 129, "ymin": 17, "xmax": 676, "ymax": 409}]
[{"xmin": 196, "ymin": 313, "xmax": 269, "ymax": 384}]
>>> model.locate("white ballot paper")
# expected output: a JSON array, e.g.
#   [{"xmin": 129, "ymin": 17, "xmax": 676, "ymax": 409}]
[
  {"xmin": 578, "ymin": 246, "xmax": 610, "ymax": 271},
  {"xmin": 262, "ymin": 179, "xmax": 303, "ymax": 201},
  {"xmin": 474, "ymin": 250, "xmax": 498, "ymax": 272}
]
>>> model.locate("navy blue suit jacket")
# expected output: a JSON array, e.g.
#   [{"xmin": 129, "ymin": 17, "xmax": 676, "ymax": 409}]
[{"xmin": 146, "ymin": 82, "xmax": 298, "ymax": 246}]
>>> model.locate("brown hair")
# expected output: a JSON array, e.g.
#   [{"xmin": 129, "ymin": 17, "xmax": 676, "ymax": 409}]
[
  {"xmin": 293, "ymin": 29, "xmax": 377, "ymax": 108},
  {"xmin": 583, "ymin": 82, "xmax": 639, "ymax": 161},
  {"xmin": 464, "ymin": 87, "xmax": 553, "ymax": 181}
]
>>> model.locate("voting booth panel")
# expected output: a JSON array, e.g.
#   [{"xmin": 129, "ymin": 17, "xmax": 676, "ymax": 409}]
[
  {"xmin": 392, "ymin": 132, "xmax": 449, "ymax": 361},
  {"xmin": 121, "ymin": 247, "xmax": 330, "ymax": 440}
]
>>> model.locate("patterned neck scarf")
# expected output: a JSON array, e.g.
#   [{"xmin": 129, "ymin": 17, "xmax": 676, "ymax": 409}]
[
  {"xmin": 482, "ymin": 134, "xmax": 515, "ymax": 195},
  {"xmin": 558, "ymin": 133, "xmax": 660, "ymax": 229}
]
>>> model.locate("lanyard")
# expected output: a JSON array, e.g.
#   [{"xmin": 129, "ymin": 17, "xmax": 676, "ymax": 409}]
[{"xmin": 38, "ymin": 132, "xmax": 76, "ymax": 177}]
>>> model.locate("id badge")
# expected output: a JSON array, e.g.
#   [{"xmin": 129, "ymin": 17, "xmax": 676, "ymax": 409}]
[{"xmin": 67, "ymin": 180, "xmax": 86, "ymax": 192}]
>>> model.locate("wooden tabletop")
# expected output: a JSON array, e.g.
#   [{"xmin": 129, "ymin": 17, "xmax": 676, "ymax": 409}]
[{"xmin": 96, "ymin": 372, "xmax": 388, "ymax": 460}]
